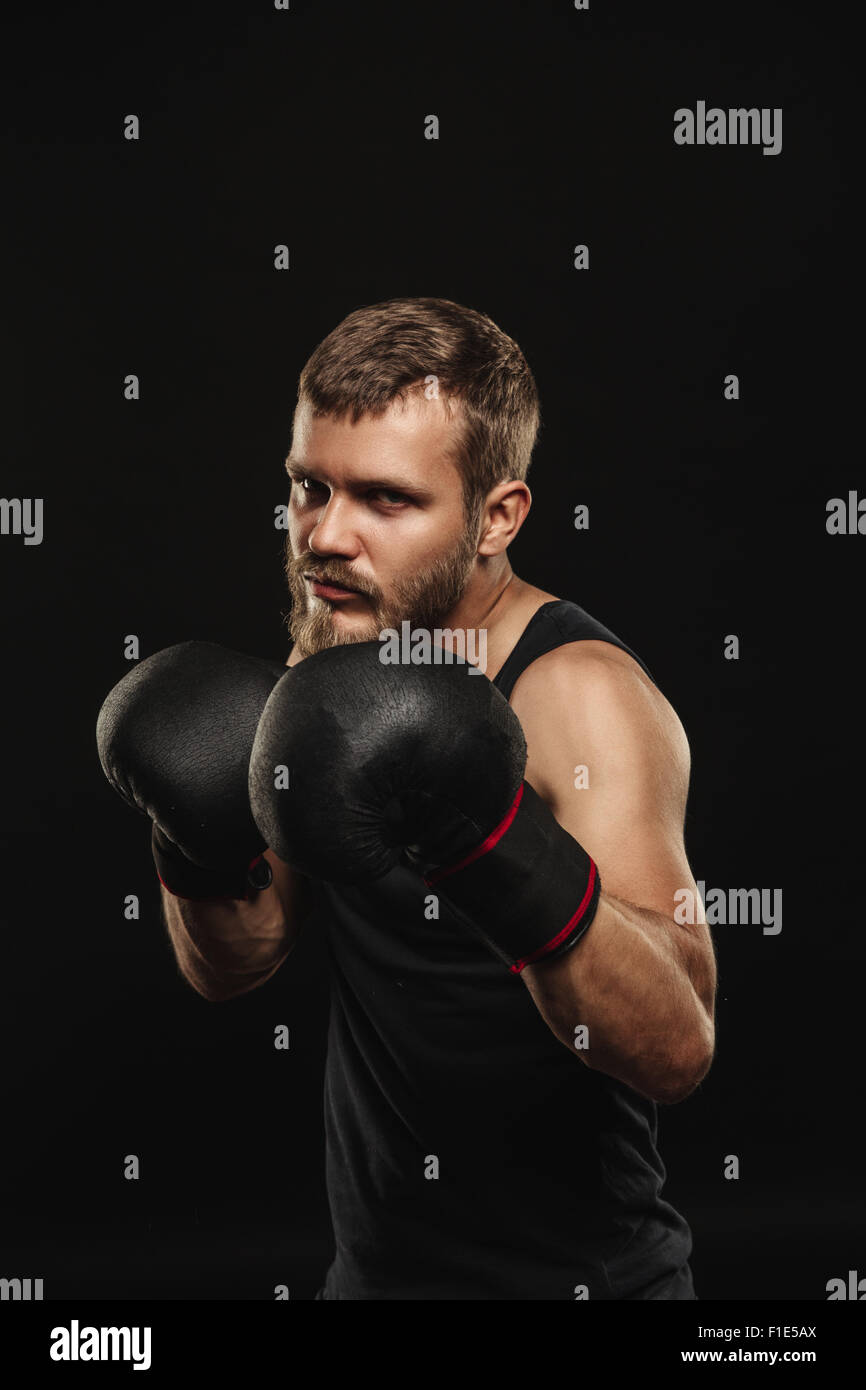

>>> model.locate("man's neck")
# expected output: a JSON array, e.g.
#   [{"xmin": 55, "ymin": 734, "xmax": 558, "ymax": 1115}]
[{"xmin": 440, "ymin": 567, "xmax": 558, "ymax": 681}]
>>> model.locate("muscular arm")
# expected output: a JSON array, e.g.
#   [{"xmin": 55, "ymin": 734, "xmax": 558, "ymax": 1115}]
[
  {"xmin": 511, "ymin": 642, "xmax": 716, "ymax": 1105},
  {"xmin": 162, "ymin": 851, "xmax": 314, "ymax": 1002}
]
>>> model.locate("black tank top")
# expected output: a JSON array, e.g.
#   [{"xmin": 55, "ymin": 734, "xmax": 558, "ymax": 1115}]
[{"xmin": 314, "ymin": 600, "xmax": 695, "ymax": 1300}]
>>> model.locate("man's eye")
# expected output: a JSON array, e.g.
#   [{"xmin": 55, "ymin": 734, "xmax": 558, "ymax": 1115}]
[
  {"xmin": 374, "ymin": 490, "xmax": 407, "ymax": 507},
  {"xmin": 297, "ymin": 476, "xmax": 325, "ymax": 495}
]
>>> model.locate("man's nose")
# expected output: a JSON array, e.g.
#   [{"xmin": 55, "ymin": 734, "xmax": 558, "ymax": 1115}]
[{"xmin": 308, "ymin": 495, "xmax": 359, "ymax": 557}]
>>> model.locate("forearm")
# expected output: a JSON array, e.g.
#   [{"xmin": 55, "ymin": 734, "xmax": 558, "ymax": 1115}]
[
  {"xmin": 521, "ymin": 891, "xmax": 716, "ymax": 1104},
  {"xmin": 162, "ymin": 852, "xmax": 311, "ymax": 1002}
]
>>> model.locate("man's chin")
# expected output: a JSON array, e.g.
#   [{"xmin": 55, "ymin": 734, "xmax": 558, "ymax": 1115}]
[{"xmin": 290, "ymin": 613, "xmax": 383, "ymax": 655}]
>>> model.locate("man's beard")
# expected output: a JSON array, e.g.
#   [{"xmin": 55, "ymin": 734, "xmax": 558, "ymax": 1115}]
[{"xmin": 283, "ymin": 519, "xmax": 480, "ymax": 657}]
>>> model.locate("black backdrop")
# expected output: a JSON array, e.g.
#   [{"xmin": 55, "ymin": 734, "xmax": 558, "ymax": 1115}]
[{"xmin": 1, "ymin": 0, "xmax": 861, "ymax": 1303}]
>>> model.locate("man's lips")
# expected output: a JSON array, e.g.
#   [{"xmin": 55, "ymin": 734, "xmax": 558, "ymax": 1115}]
[{"xmin": 305, "ymin": 574, "xmax": 364, "ymax": 601}]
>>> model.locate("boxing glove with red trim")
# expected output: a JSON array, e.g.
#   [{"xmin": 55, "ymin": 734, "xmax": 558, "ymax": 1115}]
[{"xmin": 249, "ymin": 640, "xmax": 600, "ymax": 972}]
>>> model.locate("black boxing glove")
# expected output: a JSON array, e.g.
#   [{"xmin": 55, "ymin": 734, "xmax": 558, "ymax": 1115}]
[
  {"xmin": 96, "ymin": 641, "xmax": 287, "ymax": 900},
  {"xmin": 249, "ymin": 641, "xmax": 600, "ymax": 972}
]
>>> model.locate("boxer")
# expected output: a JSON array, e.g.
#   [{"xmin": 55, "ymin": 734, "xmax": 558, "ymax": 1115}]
[{"xmin": 98, "ymin": 296, "xmax": 716, "ymax": 1300}]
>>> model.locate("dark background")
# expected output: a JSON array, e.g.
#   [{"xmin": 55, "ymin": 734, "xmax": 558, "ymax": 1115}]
[{"xmin": 1, "ymin": 0, "xmax": 860, "ymax": 1300}]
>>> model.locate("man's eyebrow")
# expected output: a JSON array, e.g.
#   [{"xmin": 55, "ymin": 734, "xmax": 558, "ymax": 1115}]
[{"xmin": 284, "ymin": 456, "xmax": 433, "ymax": 497}]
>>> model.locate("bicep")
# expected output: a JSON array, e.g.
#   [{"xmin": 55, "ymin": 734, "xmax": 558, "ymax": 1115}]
[
  {"xmin": 513, "ymin": 649, "xmax": 717, "ymax": 1016},
  {"xmin": 517, "ymin": 653, "xmax": 696, "ymax": 917}
]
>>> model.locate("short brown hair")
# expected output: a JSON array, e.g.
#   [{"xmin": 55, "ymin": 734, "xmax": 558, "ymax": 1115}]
[{"xmin": 294, "ymin": 297, "xmax": 540, "ymax": 524}]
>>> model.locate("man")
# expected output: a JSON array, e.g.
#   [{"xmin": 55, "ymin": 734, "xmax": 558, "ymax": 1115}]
[{"xmin": 97, "ymin": 297, "xmax": 716, "ymax": 1300}]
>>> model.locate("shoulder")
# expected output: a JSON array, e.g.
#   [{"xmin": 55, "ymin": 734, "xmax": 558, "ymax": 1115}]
[
  {"xmin": 509, "ymin": 640, "xmax": 691, "ymax": 801},
  {"xmin": 509, "ymin": 637, "xmax": 652, "ymax": 704}
]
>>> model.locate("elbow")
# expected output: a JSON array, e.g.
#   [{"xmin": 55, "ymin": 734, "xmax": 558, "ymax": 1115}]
[
  {"xmin": 652, "ymin": 1027, "xmax": 715, "ymax": 1106},
  {"xmin": 190, "ymin": 975, "xmax": 261, "ymax": 1004},
  {"xmin": 183, "ymin": 957, "xmax": 288, "ymax": 1003},
  {"xmin": 184, "ymin": 975, "xmax": 235, "ymax": 1003},
  {"xmin": 178, "ymin": 966, "xmax": 245, "ymax": 1004}
]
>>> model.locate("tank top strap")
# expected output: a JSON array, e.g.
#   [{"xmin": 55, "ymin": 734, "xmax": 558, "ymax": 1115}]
[{"xmin": 492, "ymin": 599, "xmax": 654, "ymax": 701}]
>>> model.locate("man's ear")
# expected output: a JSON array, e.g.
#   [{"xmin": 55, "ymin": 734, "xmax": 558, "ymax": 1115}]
[{"xmin": 477, "ymin": 480, "xmax": 532, "ymax": 556}]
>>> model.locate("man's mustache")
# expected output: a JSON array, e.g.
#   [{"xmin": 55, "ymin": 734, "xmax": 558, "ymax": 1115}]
[{"xmin": 288, "ymin": 555, "xmax": 377, "ymax": 600}]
